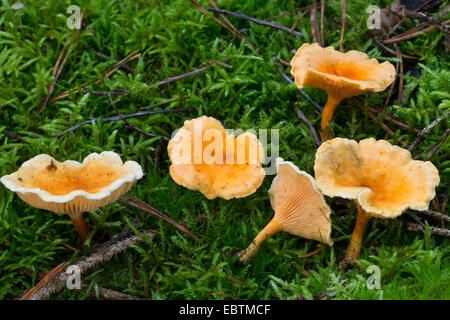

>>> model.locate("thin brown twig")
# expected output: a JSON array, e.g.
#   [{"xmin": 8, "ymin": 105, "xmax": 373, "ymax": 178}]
[
  {"xmin": 320, "ymin": 0, "xmax": 326, "ymax": 46},
  {"xmin": 298, "ymin": 247, "xmax": 321, "ymax": 259},
  {"xmin": 408, "ymin": 112, "xmax": 450, "ymax": 151},
  {"xmin": 80, "ymin": 284, "xmax": 143, "ymax": 300},
  {"xmin": 207, "ymin": 8, "xmax": 303, "ymax": 38},
  {"xmin": 290, "ymin": 8, "xmax": 310, "ymax": 32},
  {"xmin": 340, "ymin": 0, "xmax": 347, "ymax": 51},
  {"xmin": 39, "ymin": 8, "xmax": 86, "ymax": 114},
  {"xmin": 393, "ymin": 44, "xmax": 404, "ymax": 105},
  {"xmin": 396, "ymin": 6, "xmax": 450, "ymax": 33},
  {"xmin": 121, "ymin": 193, "xmax": 203, "ymax": 244},
  {"xmin": 310, "ymin": 0, "xmax": 321, "ymax": 45},
  {"xmin": 384, "ymin": 20, "xmax": 449, "ymax": 44},
  {"xmin": 294, "ymin": 104, "xmax": 321, "ymax": 147}
]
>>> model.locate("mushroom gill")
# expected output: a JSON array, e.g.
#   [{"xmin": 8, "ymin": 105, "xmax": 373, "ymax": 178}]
[
  {"xmin": 290, "ymin": 43, "xmax": 395, "ymax": 141},
  {"xmin": 237, "ymin": 158, "xmax": 333, "ymax": 265},
  {"xmin": 1, "ymin": 151, "xmax": 143, "ymax": 242},
  {"xmin": 314, "ymin": 138, "xmax": 440, "ymax": 268}
]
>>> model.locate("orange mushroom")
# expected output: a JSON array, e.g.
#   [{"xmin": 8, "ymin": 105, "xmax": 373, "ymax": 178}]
[
  {"xmin": 314, "ymin": 138, "xmax": 440, "ymax": 268},
  {"xmin": 167, "ymin": 116, "xmax": 265, "ymax": 199},
  {"xmin": 0, "ymin": 151, "xmax": 143, "ymax": 243},
  {"xmin": 237, "ymin": 158, "xmax": 333, "ymax": 264},
  {"xmin": 290, "ymin": 43, "xmax": 395, "ymax": 141}
]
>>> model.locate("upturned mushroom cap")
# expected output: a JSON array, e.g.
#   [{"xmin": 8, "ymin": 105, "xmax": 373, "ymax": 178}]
[
  {"xmin": 0, "ymin": 151, "xmax": 143, "ymax": 214},
  {"xmin": 269, "ymin": 158, "xmax": 333, "ymax": 245},
  {"xmin": 314, "ymin": 138, "xmax": 440, "ymax": 218},
  {"xmin": 290, "ymin": 43, "xmax": 395, "ymax": 99},
  {"xmin": 168, "ymin": 116, "xmax": 265, "ymax": 199}
]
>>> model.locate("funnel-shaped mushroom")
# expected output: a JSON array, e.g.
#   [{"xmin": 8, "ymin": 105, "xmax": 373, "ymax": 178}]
[
  {"xmin": 1, "ymin": 151, "xmax": 143, "ymax": 243},
  {"xmin": 290, "ymin": 43, "xmax": 395, "ymax": 141},
  {"xmin": 168, "ymin": 116, "xmax": 265, "ymax": 200},
  {"xmin": 237, "ymin": 158, "xmax": 333, "ymax": 264},
  {"xmin": 314, "ymin": 138, "xmax": 440, "ymax": 268}
]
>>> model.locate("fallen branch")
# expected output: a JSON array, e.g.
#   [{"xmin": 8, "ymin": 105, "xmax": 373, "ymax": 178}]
[
  {"xmin": 207, "ymin": 8, "xmax": 303, "ymax": 38},
  {"xmin": 27, "ymin": 228, "xmax": 156, "ymax": 300},
  {"xmin": 417, "ymin": 209, "xmax": 450, "ymax": 223},
  {"xmin": 53, "ymin": 108, "xmax": 192, "ymax": 138},
  {"xmin": 406, "ymin": 222, "xmax": 450, "ymax": 238},
  {"xmin": 120, "ymin": 193, "xmax": 203, "ymax": 244}
]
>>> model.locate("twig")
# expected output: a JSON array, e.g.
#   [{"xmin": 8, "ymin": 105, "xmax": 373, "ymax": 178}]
[
  {"xmin": 27, "ymin": 228, "xmax": 156, "ymax": 300},
  {"xmin": 0, "ymin": 129, "xmax": 29, "ymax": 144},
  {"xmin": 290, "ymin": 8, "xmax": 310, "ymax": 32},
  {"xmin": 406, "ymin": 222, "xmax": 450, "ymax": 238},
  {"xmin": 294, "ymin": 104, "xmax": 321, "ymax": 147},
  {"xmin": 372, "ymin": 36, "xmax": 419, "ymax": 60},
  {"xmin": 121, "ymin": 193, "xmax": 203, "ymax": 244},
  {"xmin": 310, "ymin": 0, "xmax": 321, "ymax": 45},
  {"xmin": 51, "ymin": 50, "xmax": 141, "ymax": 102},
  {"xmin": 414, "ymin": 129, "xmax": 450, "ymax": 160},
  {"xmin": 393, "ymin": 44, "xmax": 404, "ymax": 105},
  {"xmin": 298, "ymin": 247, "xmax": 321, "ymax": 259},
  {"xmin": 107, "ymin": 95, "xmax": 170, "ymax": 141},
  {"xmin": 340, "ymin": 0, "xmax": 347, "ymax": 52},
  {"xmin": 408, "ymin": 112, "xmax": 450, "ymax": 151},
  {"xmin": 320, "ymin": 0, "xmax": 326, "ymax": 46},
  {"xmin": 39, "ymin": 8, "xmax": 86, "ymax": 114},
  {"xmin": 207, "ymin": 8, "xmax": 303, "ymax": 38},
  {"xmin": 418, "ymin": 209, "xmax": 450, "ymax": 223},
  {"xmin": 53, "ymin": 108, "xmax": 192, "ymax": 138},
  {"xmin": 396, "ymin": 6, "xmax": 449, "ymax": 33},
  {"xmin": 272, "ymin": 59, "xmax": 323, "ymax": 113},
  {"xmin": 20, "ymin": 262, "xmax": 70, "ymax": 300},
  {"xmin": 266, "ymin": 6, "xmax": 311, "ymax": 21},
  {"xmin": 189, "ymin": 0, "xmax": 258, "ymax": 51},
  {"xmin": 384, "ymin": 21, "xmax": 449, "ymax": 44}
]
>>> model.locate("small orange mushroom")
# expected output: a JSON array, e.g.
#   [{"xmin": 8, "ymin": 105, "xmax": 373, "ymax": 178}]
[
  {"xmin": 314, "ymin": 138, "xmax": 440, "ymax": 268},
  {"xmin": 237, "ymin": 158, "xmax": 333, "ymax": 265},
  {"xmin": 168, "ymin": 116, "xmax": 265, "ymax": 199},
  {"xmin": 290, "ymin": 43, "xmax": 395, "ymax": 141},
  {"xmin": 1, "ymin": 151, "xmax": 143, "ymax": 243}
]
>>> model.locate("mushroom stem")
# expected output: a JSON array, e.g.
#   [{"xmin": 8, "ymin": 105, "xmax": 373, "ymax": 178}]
[
  {"xmin": 340, "ymin": 204, "xmax": 371, "ymax": 269},
  {"xmin": 320, "ymin": 95, "xmax": 342, "ymax": 141},
  {"xmin": 237, "ymin": 218, "xmax": 282, "ymax": 265},
  {"xmin": 69, "ymin": 212, "xmax": 90, "ymax": 244}
]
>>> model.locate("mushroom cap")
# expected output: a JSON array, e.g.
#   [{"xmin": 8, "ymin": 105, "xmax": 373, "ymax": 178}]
[
  {"xmin": 269, "ymin": 158, "xmax": 333, "ymax": 246},
  {"xmin": 167, "ymin": 116, "xmax": 265, "ymax": 200},
  {"xmin": 290, "ymin": 43, "xmax": 395, "ymax": 99},
  {"xmin": 314, "ymin": 138, "xmax": 440, "ymax": 218},
  {"xmin": 0, "ymin": 151, "xmax": 143, "ymax": 214}
]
